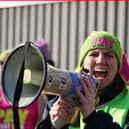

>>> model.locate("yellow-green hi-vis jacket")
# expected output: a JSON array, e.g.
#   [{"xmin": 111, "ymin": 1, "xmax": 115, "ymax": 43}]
[{"xmin": 69, "ymin": 86, "xmax": 129, "ymax": 129}]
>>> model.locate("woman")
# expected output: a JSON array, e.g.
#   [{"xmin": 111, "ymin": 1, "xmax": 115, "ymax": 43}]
[{"xmin": 36, "ymin": 31, "xmax": 129, "ymax": 129}]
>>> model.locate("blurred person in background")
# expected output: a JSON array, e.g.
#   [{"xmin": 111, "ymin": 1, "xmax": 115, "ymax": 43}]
[{"xmin": 35, "ymin": 40, "xmax": 56, "ymax": 101}]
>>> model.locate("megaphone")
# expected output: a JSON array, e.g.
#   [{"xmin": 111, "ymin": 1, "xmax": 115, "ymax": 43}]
[{"xmin": 1, "ymin": 42, "xmax": 99, "ymax": 108}]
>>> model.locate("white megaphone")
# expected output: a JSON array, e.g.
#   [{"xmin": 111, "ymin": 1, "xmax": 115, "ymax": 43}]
[{"xmin": 1, "ymin": 42, "xmax": 99, "ymax": 108}]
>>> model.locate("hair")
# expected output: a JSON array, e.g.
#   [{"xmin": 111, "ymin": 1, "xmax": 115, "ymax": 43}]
[
  {"xmin": 47, "ymin": 59, "xmax": 55, "ymax": 66},
  {"xmin": 98, "ymin": 73, "xmax": 125, "ymax": 106}
]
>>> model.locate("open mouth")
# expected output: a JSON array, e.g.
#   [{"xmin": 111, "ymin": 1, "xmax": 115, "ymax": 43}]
[{"xmin": 94, "ymin": 69, "xmax": 108, "ymax": 79}]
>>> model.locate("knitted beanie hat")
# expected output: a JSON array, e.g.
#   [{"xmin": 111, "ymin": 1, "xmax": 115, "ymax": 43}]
[
  {"xmin": 77, "ymin": 31, "xmax": 122, "ymax": 71},
  {"xmin": 119, "ymin": 52, "xmax": 129, "ymax": 85},
  {"xmin": 35, "ymin": 39, "xmax": 49, "ymax": 60},
  {"xmin": 0, "ymin": 49, "xmax": 12, "ymax": 64}
]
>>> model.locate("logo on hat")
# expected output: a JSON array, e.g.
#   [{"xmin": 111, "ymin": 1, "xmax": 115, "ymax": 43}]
[{"xmin": 93, "ymin": 38, "xmax": 115, "ymax": 48}]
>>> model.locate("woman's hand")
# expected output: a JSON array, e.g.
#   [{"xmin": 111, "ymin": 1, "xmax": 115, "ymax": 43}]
[
  {"xmin": 76, "ymin": 75, "xmax": 97, "ymax": 118},
  {"xmin": 49, "ymin": 97, "xmax": 75, "ymax": 129}
]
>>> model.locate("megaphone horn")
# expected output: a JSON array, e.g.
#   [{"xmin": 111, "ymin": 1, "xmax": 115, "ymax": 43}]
[{"xmin": 1, "ymin": 41, "xmax": 99, "ymax": 108}]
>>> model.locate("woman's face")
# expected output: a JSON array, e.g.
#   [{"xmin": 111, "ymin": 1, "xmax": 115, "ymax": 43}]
[{"xmin": 83, "ymin": 49, "xmax": 118, "ymax": 89}]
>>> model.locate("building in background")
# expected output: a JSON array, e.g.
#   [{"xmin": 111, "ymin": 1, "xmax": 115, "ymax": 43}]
[{"xmin": 0, "ymin": 1, "xmax": 129, "ymax": 70}]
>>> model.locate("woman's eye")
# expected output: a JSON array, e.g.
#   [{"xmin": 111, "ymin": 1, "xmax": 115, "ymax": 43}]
[
  {"xmin": 105, "ymin": 54, "xmax": 113, "ymax": 57},
  {"xmin": 90, "ymin": 53, "xmax": 98, "ymax": 57}
]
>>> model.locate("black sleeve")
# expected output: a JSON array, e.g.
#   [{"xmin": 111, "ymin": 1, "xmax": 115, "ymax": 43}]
[
  {"xmin": 35, "ymin": 96, "xmax": 69, "ymax": 129},
  {"xmin": 83, "ymin": 110, "xmax": 122, "ymax": 129}
]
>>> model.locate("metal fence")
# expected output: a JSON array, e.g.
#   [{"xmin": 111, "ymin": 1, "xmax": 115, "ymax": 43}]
[{"xmin": 0, "ymin": 1, "xmax": 129, "ymax": 70}]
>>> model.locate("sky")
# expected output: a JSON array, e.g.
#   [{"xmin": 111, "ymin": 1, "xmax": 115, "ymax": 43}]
[{"xmin": 0, "ymin": 1, "xmax": 59, "ymax": 8}]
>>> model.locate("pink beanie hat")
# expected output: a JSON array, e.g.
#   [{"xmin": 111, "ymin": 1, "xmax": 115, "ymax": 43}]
[
  {"xmin": 35, "ymin": 39, "xmax": 49, "ymax": 60},
  {"xmin": 119, "ymin": 52, "xmax": 129, "ymax": 85}
]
